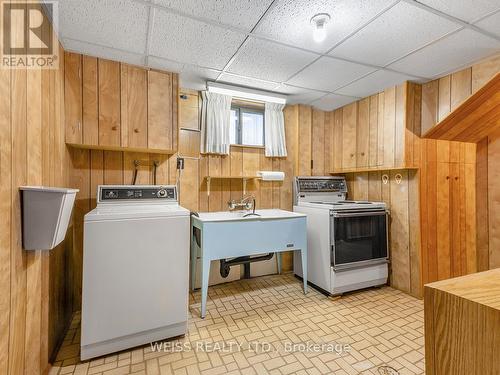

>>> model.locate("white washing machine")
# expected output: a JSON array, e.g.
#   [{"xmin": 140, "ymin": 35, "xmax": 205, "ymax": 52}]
[{"xmin": 81, "ymin": 185, "xmax": 190, "ymax": 360}]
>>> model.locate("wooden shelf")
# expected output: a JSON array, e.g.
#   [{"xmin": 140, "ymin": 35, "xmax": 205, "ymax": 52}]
[
  {"xmin": 330, "ymin": 166, "xmax": 419, "ymax": 174},
  {"xmin": 422, "ymin": 72, "xmax": 500, "ymax": 142},
  {"xmin": 66, "ymin": 143, "xmax": 176, "ymax": 155},
  {"xmin": 204, "ymin": 176, "xmax": 260, "ymax": 196}
]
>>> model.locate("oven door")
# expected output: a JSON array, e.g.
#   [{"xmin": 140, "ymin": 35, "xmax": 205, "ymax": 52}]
[{"xmin": 330, "ymin": 210, "xmax": 388, "ymax": 270}]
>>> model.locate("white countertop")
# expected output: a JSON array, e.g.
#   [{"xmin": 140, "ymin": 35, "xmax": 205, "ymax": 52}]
[{"xmin": 194, "ymin": 209, "xmax": 306, "ymax": 222}]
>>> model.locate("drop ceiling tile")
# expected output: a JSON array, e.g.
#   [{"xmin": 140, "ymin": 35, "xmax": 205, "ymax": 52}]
[
  {"xmin": 218, "ymin": 74, "xmax": 280, "ymax": 91},
  {"xmin": 153, "ymin": 0, "xmax": 274, "ymax": 31},
  {"xmin": 253, "ymin": 0, "xmax": 397, "ymax": 53},
  {"xmin": 275, "ymin": 84, "xmax": 326, "ymax": 104},
  {"xmin": 417, "ymin": 0, "xmax": 500, "ymax": 22},
  {"xmin": 180, "ymin": 68, "xmax": 221, "ymax": 91},
  {"xmin": 148, "ymin": 56, "xmax": 221, "ymax": 90},
  {"xmin": 149, "ymin": 8, "xmax": 246, "ymax": 70},
  {"xmin": 329, "ymin": 2, "xmax": 460, "ymax": 66},
  {"xmin": 311, "ymin": 93, "xmax": 359, "ymax": 111},
  {"xmin": 287, "ymin": 56, "xmax": 375, "ymax": 91},
  {"xmin": 474, "ymin": 10, "xmax": 500, "ymax": 37},
  {"xmin": 388, "ymin": 29, "xmax": 500, "ymax": 78},
  {"xmin": 58, "ymin": 0, "xmax": 149, "ymax": 54},
  {"xmin": 335, "ymin": 69, "xmax": 415, "ymax": 98},
  {"xmin": 226, "ymin": 37, "xmax": 317, "ymax": 82},
  {"xmin": 63, "ymin": 39, "xmax": 146, "ymax": 66},
  {"xmin": 147, "ymin": 56, "xmax": 184, "ymax": 72}
]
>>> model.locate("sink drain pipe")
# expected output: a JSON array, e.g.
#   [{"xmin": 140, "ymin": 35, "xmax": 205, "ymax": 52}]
[
  {"xmin": 191, "ymin": 212, "xmax": 275, "ymax": 279},
  {"xmin": 220, "ymin": 253, "xmax": 275, "ymax": 279}
]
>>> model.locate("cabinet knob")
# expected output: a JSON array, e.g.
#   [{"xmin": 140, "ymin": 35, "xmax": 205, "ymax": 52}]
[
  {"xmin": 361, "ymin": 152, "xmax": 365, "ymax": 156},
  {"xmin": 455, "ymin": 176, "xmax": 459, "ymax": 180},
  {"xmin": 351, "ymin": 153, "xmax": 354, "ymax": 157},
  {"xmin": 112, "ymin": 126, "xmax": 118, "ymax": 131},
  {"xmin": 134, "ymin": 128, "xmax": 139, "ymax": 133},
  {"xmin": 446, "ymin": 176, "xmax": 450, "ymax": 180}
]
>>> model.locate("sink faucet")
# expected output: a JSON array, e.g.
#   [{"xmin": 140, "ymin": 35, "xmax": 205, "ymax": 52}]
[
  {"xmin": 228, "ymin": 194, "xmax": 255, "ymax": 211},
  {"xmin": 228, "ymin": 194, "xmax": 261, "ymax": 217}
]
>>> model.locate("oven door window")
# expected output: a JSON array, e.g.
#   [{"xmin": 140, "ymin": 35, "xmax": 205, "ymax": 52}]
[{"xmin": 332, "ymin": 213, "xmax": 387, "ymax": 266}]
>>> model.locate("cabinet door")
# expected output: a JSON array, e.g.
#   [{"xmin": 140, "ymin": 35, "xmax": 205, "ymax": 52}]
[
  {"xmin": 82, "ymin": 56, "xmax": 98, "ymax": 145},
  {"xmin": 368, "ymin": 95, "xmax": 379, "ymax": 168},
  {"xmin": 98, "ymin": 59, "xmax": 121, "ymax": 147},
  {"xmin": 148, "ymin": 70, "xmax": 174, "ymax": 150},
  {"xmin": 333, "ymin": 108, "xmax": 343, "ymax": 171},
  {"xmin": 64, "ymin": 51, "xmax": 82, "ymax": 144},
  {"xmin": 436, "ymin": 162, "xmax": 451, "ymax": 280},
  {"xmin": 450, "ymin": 162, "xmax": 466, "ymax": 277},
  {"xmin": 357, "ymin": 98, "xmax": 369, "ymax": 168},
  {"xmin": 179, "ymin": 91, "xmax": 199, "ymax": 130},
  {"xmin": 312, "ymin": 109, "xmax": 325, "ymax": 175},
  {"xmin": 342, "ymin": 102, "xmax": 357, "ymax": 169},
  {"xmin": 121, "ymin": 65, "xmax": 148, "ymax": 148}
]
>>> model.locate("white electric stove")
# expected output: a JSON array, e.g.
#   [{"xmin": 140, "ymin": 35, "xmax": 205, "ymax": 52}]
[{"xmin": 293, "ymin": 176, "xmax": 389, "ymax": 295}]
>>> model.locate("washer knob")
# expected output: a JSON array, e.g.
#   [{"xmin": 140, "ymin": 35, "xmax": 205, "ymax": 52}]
[{"xmin": 157, "ymin": 189, "xmax": 167, "ymax": 198}]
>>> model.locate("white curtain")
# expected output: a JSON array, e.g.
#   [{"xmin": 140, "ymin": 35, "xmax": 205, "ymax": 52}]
[
  {"xmin": 264, "ymin": 102, "xmax": 287, "ymax": 157},
  {"xmin": 200, "ymin": 92, "xmax": 232, "ymax": 155}
]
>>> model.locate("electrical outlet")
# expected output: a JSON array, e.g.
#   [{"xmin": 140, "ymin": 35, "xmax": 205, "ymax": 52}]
[{"xmin": 177, "ymin": 157, "xmax": 185, "ymax": 170}]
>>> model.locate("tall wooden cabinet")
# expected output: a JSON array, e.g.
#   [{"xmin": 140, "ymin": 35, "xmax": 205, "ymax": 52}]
[
  {"xmin": 64, "ymin": 51, "xmax": 179, "ymax": 153},
  {"xmin": 421, "ymin": 151, "xmax": 476, "ymax": 284}
]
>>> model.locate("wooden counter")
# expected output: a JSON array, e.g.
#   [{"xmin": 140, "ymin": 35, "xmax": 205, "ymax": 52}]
[{"xmin": 424, "ymin": 269, "xmax": 500, "ymax": 375}]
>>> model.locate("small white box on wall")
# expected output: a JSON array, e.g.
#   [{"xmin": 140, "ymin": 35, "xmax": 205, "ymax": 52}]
[{"xmin": 20, "ymin": 186, "xmax": 79, "ymax": 250}]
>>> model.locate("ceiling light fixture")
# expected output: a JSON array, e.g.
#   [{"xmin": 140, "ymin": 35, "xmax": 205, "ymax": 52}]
[{"xmin": 310, "ymin": 13, "xmax": 330, "ymax": 43}]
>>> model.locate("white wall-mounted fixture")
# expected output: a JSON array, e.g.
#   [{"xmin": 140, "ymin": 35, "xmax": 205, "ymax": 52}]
[
  {"xmin": 310, "ymin": 13, "xmax": 330, "ymax": 43},
  {"xmin": 206, "ymin": 81, "xmax": 287, "ymax": 104},
  {"xmin": 257, "ymin": 171, "xmax": 285, "ymax": 181},
  {"xmin": 20, "ymin": 186, "xmax": 79, "ymax": 250}
]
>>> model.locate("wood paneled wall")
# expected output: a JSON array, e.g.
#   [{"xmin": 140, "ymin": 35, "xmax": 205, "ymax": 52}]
[
  {"xmin": 422, "ymin": 53, "xmax": 500, "ymax": 273},
  {"xmin": 0, "ymin": 3, "xmax": 73, "ymax": 374},
  {"xmin": 324, "ymin": 85, "xmax": 422, "ymax": 296},
  {"xmin": 66, "ymin": 86, "xmax": 301, "ymax": 308},
  {"xmin": 68, "ymin": 148, "xmax": 178, "ymax": 311},
  {"xmin": 301, "ymin": 83, "xmax": 423, "ymax": 296},
  {"xmin": 345, "ymin": 170, "xmax": 421, "ymax": 296}
]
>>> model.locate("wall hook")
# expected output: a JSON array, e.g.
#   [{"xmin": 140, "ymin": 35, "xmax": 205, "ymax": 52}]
[
  {"xmin": 382, "ymin": 174, "xmax": 389, "ymax": 185},
  {"xmin": 395, "ymin": 173, "xmax": 403, "ymax": 185}
]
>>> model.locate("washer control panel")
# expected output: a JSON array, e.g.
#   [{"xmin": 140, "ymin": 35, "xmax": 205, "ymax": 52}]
[{"xmin": 98, "ymin": 185, "xmax": 177, "ymax": 203}]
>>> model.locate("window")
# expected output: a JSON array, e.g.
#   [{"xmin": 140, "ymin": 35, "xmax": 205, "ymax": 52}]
[{"xmin": 230, "ymin": 106, "xmax": 264, "ymax": 147}]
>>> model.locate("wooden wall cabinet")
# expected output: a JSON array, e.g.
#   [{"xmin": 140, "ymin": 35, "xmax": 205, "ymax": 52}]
[
  {"xmin": 330, "ymin": 83, "xmax": 420, "ymax": 173},
  {"xmin": 178, "ymin": 89, "xmax": 201, "ymax": 159},
  {"xmin": 65, "ymin": 53, "xmax": 179, "ymax": 153},
  {"xmin": 179, "ymin": 90, "xmax": 200, "ymax": 130}
]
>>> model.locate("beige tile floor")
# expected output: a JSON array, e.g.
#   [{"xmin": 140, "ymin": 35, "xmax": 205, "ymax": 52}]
[{"xmin": 50, "ymin": 273, "xmax": 425, "ymax": 375}]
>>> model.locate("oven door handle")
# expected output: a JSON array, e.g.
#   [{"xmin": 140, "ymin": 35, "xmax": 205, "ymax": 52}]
[{"xmin": 331, "ymin": 211, "xmax": 387, "ymax": 218}]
